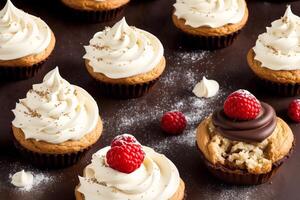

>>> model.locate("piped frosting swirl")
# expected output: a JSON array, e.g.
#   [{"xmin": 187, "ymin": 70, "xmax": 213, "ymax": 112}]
[
  {"xmin": 83, "ymin": 17, "xmax": 164, "ymax": 79},
  {"xmin": 78, "ymin": 146, "xmax": 180, "ymax": 200},
  {"xmin": 173, "ymin": 0, "xmax": 247, "ymax": 28},
  {"xmin": 212, "ymin": 102, "xmax": 277, "ymax": 142},
  {"xmin": 253, "ymin": 6, "xmax": 300, "ymax": 70},
  {"xmin": 12, "ymin": 67, "xmax": 99, "ymax": 144},
  {"xmin": 0, "ymin": 0, "xmax": 52, "ymax": 60}
]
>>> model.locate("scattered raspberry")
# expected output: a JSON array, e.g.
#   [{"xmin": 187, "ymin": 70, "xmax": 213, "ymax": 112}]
[
  {"xmin": 224, "ymin": 89, "xmax": 261, "ymax": 120},
  {"xmin": 288, "ymin": 99, "xmax": 300, "ymax": 123},
  {"xmin": 111, "ymin": 134, "xmax": 140, "ymax": 147},
  {"xmin": 160, "ymin": 111, "xmax": 187, "ymax": 135},
  {"xmin": 106, "ymin": 135, "xmax": 145, "ymax": 173}
]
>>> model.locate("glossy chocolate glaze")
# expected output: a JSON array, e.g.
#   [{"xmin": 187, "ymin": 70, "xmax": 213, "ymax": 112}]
[{"xmin": 212, "ymin": 102, "xmax": 277, "ymax": 142}]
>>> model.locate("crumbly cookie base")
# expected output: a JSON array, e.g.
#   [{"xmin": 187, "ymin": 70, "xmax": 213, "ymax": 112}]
[
  {"xmin": 85, "ymin": 57, "xmax": 166, "ymax": 85},
  {"xmin": 247, "ymin": 49, "xmax": 300, "ymax": 84},
  {"xmin": 12, "ymin": 117, "xmax": 103, "ymax": 154},
  {"xmin": 172, "ymin": 6, "xmax": 248, "ymax": 37},
  {"xmin": 61, "ymin": 0, "xmax": 130, "ymax": 11},
  {"xmin": 0, "ymin": 31, "xmax": 56, "ymax": 67}
]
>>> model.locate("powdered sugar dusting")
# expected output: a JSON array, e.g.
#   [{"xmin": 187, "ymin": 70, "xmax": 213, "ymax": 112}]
[
  {"xmin": 150, "ymin": 90, "xmax": 227, "ymax": 152},
  {"xmin": 201, "ymin": 183, "xmax": 275, "ymax": 200},
  {"xmin": 105, "ymin": 49, "xmax": 230, "ymax": 154},
  {"xmin": 172, "ymin": 50, "xmax": 209, "ymax": 65},
  {"xmin": 0, "ymin": 158, "xmax": 61, "ymax": 194}
]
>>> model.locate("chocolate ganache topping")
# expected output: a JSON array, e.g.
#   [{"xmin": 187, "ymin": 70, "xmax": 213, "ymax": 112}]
[{"xmin": 212, "ymin": 102, "xmax": 276, "ymax": 142}]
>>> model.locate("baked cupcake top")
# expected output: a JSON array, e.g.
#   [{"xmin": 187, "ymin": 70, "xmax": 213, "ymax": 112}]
[
  {"xmin": 83, "ymin": 17, "xmax": 164, "ymax": 79},
  {"xmin": 78, "ymin": 134, "xmax": 180, "ymax": 200},
  {"xmin": 12, "ymin": 67, "xmax": 99, "ymax": 144},
  {"xmin": 173, "ymin": 0, "xmax": 247, "ymax": 28},
  {"xmin": 0, "ymin": 0, "xmax": 52, "ymax": 61},
  {"xmin": 253, "ymin": 6, "xmax": 300, "ymax": 71}
]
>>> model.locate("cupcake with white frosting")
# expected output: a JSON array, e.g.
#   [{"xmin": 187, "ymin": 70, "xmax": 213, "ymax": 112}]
[
  {"xmin": 84, "ymin": 17, "xmax": 166, "ymax": 98},
  {"xmin": 247, "ymin": 6, "xmax": 300, "ymax": 96},
  {"xmin": 172, "ymin": 0, "xmax": 248, "ymax": 49},
  {"xmin": 60, "ymin": 0, "xmax": 129, "ymax": 22},
  {"xmin": 0, "ymin": 0, "xmax": 55, "ymax": 80},
  {"xmin": 12, "ymin": 67, "xmax": 103, "ymax": 168},
  {"xmin": 75, "ymin": 134, "xmax": 185, "ymax": 200}
]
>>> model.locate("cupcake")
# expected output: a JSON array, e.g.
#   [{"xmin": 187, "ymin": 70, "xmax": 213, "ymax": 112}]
[
  {"xmin": 75, "ymin": 134, "xmax": 185, "ymax": 200},
  {"xmin": 172, "ymin": 0, "xmax": 248, "ymax": 49},
  {"xmin": 196, "ymin": 90, "xmax": 294, "ymax": 185},
  {"xmin": 12, "ymin": 67, "xmax": 103, "ymax": 168},
  {"xmin": 60, "ymin": 0, "xmax": 129, "ymax": 22},
  {"xmin": 84, "ymin": 17, "xmax": 166, "ymax": 99},
  {"xmin": 0, "ymin": 0, "xmax": 55, "ymax": 80},
  {"xmin": 247, "ymin": 6, "xmax": 300, "ymax": 96}
]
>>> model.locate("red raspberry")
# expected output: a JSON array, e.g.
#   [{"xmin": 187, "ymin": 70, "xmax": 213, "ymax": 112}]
[
  {"xmin": 161, "ymin": 111, "xmax": 187, "ymax": 135},
  {"xmin": 111, "ymin": 134, "xmax": 140, "ymax": 147},
  {"xmin": 288, "ymin": 99, "xmax": 300, "ymax": 123},
  {"xmin": 106, "ymin": 135, "xmax": 145, "ymax": 174},
  {"xmin": 224, "ymin": 89, "xmax": 261, "ymax": 120}
]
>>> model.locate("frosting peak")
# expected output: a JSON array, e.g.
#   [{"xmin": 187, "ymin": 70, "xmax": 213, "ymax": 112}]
[
  {"xmin": 173, "ymin": 0, "xmax": 247, "ymax": 28},
  {"xmin": 78, "ymin": 146, "xmax": 180, "ymax": 200},
  {"xmin": 84, "ymin": 17, "xmax": 164, "ymax": 79},
  {"xmin": 212, "ymin": 102, "xmax": 277, "ymax": 142},
  {"xmin": 12, "ymin": 67, "xmax": 99, "ymax": 144},
  {"xmin": 0, "ymin": 0, "xmax": 52, "ymax": 60},
  {"xmin": 109, "ymin": 17, "xmax": 130, "ymax": 38},
  {"xmin": 253, "ymin": 6, "xmax": 300, "ymax": 70}
]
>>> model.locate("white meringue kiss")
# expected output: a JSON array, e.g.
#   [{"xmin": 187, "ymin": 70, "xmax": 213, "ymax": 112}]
[
  {"xmin": 193, "ymin": 76, "xmax": 219, "ymax": 98},
  {"xmin": 11, "ymin": 170, "xmax": 33, "ymax": 188}
]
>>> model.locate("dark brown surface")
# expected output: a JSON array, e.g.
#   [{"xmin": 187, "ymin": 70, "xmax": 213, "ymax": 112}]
[{"xmin": 1, "ymin": 0, "xmax": 300, "ymax": 199}]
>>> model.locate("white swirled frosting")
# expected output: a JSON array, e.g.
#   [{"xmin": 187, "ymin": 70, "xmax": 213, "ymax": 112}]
[
  {"xmin": 173, "ymin": 0, "xmax": 246, "ymax": 28},
  {"xmin": 78, "ymin": 146, "xmax": 180, "ymax": 200},
  {"xmin": 84, "ymin": 17, "xmax": 164, "ymax": 79},
  {"xmin": 0, "ymin": 0, "xmax": 52, "ymax": 60},
  {"xmin": 12, "ymin": 67, "xmax": 99, "ymax": 144},
  {"xmin": 253, "ymin": 6, "xmax": 300, "ymax": 70}
]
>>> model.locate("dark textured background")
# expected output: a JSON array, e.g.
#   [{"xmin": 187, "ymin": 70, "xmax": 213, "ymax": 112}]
[{"xmin": 0, "ymin": 0, "xmax": 300, "ymax": 199}]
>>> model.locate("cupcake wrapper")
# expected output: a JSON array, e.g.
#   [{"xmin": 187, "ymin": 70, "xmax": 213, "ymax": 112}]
[
  {"xmin": 258, "ymin": 77, "xmax": 300, "ymax": 97},
  {"xmin": 63, "ymin": 4, "xmax": 125, "ymax": 22},
  {"xmin": 0, "ymin": 60, "xmax": 45, "ymax": 81},
  {"xmin": 185, "ymin": 30, "xmax": 241, "ymax": 50},
  {"xmin": 14, "ymin": 139, "xmax": 90, "ymax": 169},
  {"xmin": 196, "ymin": 141, "xmax": 295, "ymax": 185},
  {"xmin": 96, "ymin": 78, "xmax": 159, "ymax": 99}
]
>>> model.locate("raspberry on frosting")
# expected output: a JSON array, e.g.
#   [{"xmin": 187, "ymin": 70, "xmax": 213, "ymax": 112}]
[{"xmin": 106, "ymin": 134, "xmax": 145, "ymax": 174}]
